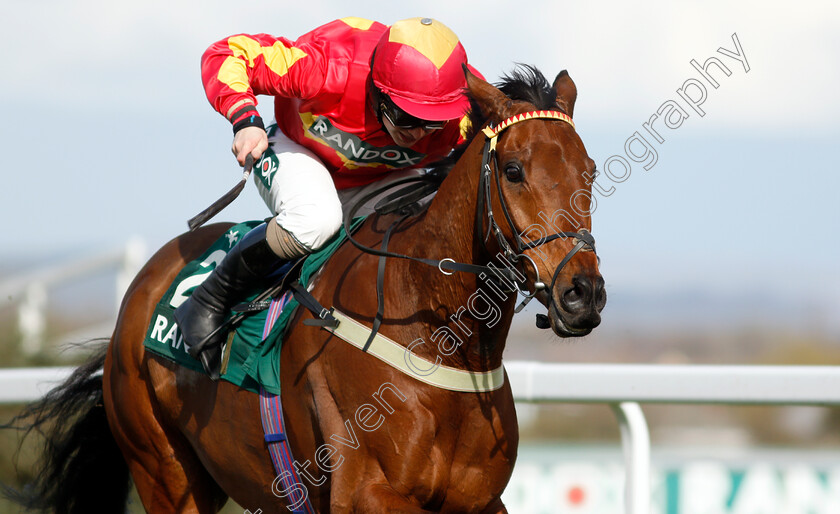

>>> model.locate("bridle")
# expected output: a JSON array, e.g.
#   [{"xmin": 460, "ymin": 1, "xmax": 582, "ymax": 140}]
[
  {"xmin": 343, "ymin": 109, "xmax": 597, "ymax": 343},
  {"xmin": 475, "ymin": 110, "xmax": 597, "ymax": 316}
]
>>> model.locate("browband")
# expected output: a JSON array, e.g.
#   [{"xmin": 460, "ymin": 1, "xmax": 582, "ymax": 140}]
[{"xmin": 481, "ymin": 110, "xmax": 575, "ymax": 141}]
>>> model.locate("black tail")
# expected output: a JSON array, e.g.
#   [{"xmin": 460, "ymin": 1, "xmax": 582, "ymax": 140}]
[{"xmin": 2, "ymin": 341, "xmax": 131, "ymax": 513}]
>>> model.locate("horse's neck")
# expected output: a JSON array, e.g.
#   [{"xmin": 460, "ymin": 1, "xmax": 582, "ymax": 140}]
[
  {"xmin": 419, "ymin": 138, "xmax": 485, "ymax": 266},
  {"xmin": 392, "ymin": 139, "xmax": 516, "ymax": 370}
]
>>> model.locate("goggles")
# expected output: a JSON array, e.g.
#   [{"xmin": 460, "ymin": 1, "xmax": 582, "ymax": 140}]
[{"xmin": 379, "ymin": 96, "xmax": 447, "ymax": 131}]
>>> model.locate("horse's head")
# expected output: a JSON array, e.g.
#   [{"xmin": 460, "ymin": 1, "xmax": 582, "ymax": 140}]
[{"xmin": 465, "ymin": 66, "xmax": 606, "ymax": 337}]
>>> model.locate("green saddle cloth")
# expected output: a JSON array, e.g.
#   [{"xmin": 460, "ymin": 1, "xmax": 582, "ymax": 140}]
[{"xmin": 142, "ymin": 219, "xmax": 363, "ymax": 394}]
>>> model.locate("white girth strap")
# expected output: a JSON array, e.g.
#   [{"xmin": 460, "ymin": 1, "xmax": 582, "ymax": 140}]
[{"xmin": 325, "ymin": 309, "xmax": 505, "ymax": 393}]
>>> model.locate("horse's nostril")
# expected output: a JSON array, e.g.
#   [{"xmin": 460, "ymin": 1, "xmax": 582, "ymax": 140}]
[
  {"xmin": 560, "ymin": 275, "xmax": 602, "ymax": 314},
  {"xmin": 561, "ymin": 282, "xmax": 587, "ymax": 311},
  {"xmin": 564, "ymin": 286, "xmax": 582, "ymax": 303}
]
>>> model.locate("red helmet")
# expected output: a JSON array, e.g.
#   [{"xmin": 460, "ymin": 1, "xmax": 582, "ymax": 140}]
[{"xmin": 372, "ymin": 18, "xmax": 473, "ymax": 121}]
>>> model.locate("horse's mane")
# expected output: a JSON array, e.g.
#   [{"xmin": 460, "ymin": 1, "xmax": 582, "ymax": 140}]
[
  {"xmin": 428, "ymin": 64, "xmax": 559, "ymax": 175},
  {"xmin": 463, "ymin": 64, "xmax": 559, "ymax": 141}
]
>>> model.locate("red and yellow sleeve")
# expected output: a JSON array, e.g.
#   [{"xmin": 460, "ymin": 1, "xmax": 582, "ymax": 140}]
[{"xmin": 201, "ymin": 33, "xmax": 326, "ymax": 122}]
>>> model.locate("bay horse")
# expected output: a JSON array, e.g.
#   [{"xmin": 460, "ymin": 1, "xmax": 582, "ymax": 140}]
[{"xmin": 7, "ymin": 67, "xmax": 605, "ymax": 513}]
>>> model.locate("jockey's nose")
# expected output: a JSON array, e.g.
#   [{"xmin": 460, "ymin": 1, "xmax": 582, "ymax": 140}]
[
  {"xmin": 404, "ymin": 126, "xmax": 428, "ymax": 139},
  {"xmin": 392, "ymin": 126, "xmax": 429, "ymax": 147}
]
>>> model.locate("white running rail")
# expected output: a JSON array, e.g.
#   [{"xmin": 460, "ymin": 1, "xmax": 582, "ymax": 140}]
[
  {"xmin": 0, "ymin": 237, "xmax": 146, "ymax": 355},
  {"xmin": 4, "ymin": 362, "xmax": 840, "ymax": 514}
]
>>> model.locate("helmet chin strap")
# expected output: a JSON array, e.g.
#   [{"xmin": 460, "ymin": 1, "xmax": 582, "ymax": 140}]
[{"xmin": 367, "ymin": 76, "xmax": 387, "ymax": 129}]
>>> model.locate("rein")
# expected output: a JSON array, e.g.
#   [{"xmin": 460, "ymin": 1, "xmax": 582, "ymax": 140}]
[{"xmin": 342, "ymin": 110, "xmax": 597, "ymax": 347}]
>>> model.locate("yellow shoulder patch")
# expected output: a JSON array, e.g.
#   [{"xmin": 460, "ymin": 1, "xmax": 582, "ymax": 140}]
[
  {"xmin": 261, "ymin": 41, "xmax": 307, "ymax": 77},
  {"xmin": 340, "ymin": 17, "xmax": 375, "ymax": 31},
  {"xmin": 218, "ymin": 56, "xmax": 250, "ymax": 93},
  {"xmin": 388, "ymin": 18, "xmax": 459, "ymax": 69},
  {"xmin": 225, "ymin": 35, "xmax": 307, "ymax": 82}
]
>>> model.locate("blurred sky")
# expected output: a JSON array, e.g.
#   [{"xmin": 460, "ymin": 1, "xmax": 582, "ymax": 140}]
[{"xmin": 1, "ymin": 0, "xmax": 838, "ymax": 328}]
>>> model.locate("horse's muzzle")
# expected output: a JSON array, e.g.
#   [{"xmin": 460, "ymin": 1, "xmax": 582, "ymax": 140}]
[{"xmin": 549, "ymin": 273, "xmax": 606, "ymax": 337}]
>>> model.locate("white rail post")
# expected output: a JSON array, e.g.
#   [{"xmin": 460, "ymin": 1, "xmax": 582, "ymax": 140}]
[
  {"xmin": 611, "ymin": 402, "xmax": 651, "ymax": 514},
  {"xmin": 115, "ymin": 236, "xmax": 146, "ymax": 312},
  {"xmin": 18, "ymin": 281, "xmax": 47, "ymax": 356}
]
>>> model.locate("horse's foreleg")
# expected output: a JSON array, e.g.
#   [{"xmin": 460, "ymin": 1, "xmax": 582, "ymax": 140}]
[{"xmin": 347, "ymin": 483, "xmax": 436, "ymax": 513}]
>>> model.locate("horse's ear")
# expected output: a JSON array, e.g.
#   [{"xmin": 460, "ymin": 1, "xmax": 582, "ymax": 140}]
[
  {"xmin": 552, "ymin": 70, "xmax": 577, "ymax": 118},
  {"xmin": 464, "ymin": 65, "xmax": 509, "ymax": 121}
]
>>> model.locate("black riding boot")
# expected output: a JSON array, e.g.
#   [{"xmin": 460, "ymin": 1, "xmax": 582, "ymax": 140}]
[{"xmin": 174, "ymin": 223, "xmax": 285, "ymax": 379}]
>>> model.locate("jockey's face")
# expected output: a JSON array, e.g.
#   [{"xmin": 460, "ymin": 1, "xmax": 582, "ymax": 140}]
[
  {"xmin": 382, "ymin": 116, "xmax": 434, "ymax": 148},
  {"xmin": 379, "ymin": 95, "xmax": 446, "ymax": 148}
]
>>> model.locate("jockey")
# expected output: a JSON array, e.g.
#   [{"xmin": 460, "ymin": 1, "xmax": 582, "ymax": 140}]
[{"xmin": 175, "ymin": 17, "xmax": 481, "ymax": 378}]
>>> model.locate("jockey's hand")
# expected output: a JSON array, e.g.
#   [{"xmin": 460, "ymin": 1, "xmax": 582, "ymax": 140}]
[{"xmin": 232, "ymin": 126, "xmax": 268, "ymax": 167}]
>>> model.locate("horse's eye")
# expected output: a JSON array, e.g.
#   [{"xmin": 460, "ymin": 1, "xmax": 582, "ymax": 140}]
[{"xmin": 504, "ymin": 164, "xmax": 523, "ymax": 182}]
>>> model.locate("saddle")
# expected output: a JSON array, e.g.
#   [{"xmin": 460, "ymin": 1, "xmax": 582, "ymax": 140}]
[
  {"xmin": 142, "ymin": 176, "xmax": 441, "ymax": 393},
  {"xmin": 142, "ymin": 217, "xmax": 364, "ymax": 394}
]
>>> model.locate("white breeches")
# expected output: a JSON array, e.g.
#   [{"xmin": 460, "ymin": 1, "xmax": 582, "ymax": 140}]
[{"xmin": 253, "ymin": 126, "xmax": 423, "ymax": 251}]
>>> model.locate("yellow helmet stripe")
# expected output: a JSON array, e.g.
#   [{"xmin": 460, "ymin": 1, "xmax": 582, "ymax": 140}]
[{"xmin": 388, "ymin": 18, "xmax": 459, "ymax": 69}]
